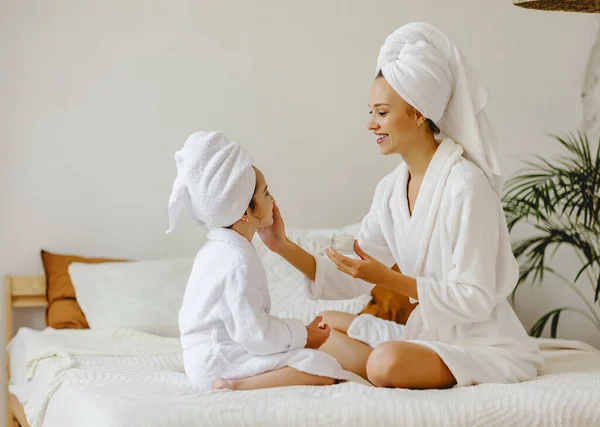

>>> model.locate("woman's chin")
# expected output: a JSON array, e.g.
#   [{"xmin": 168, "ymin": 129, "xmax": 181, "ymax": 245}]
[{"xmin": 379, "ymin": 143, "xmax": 392, "ymax": 155}]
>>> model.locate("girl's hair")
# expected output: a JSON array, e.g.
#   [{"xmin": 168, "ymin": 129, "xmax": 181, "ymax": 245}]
[
  {"xmin": 375, "ymin": 71, "xmax": 440, "ymax": 135},
  {"xmin": 226, "ymin": 188, "xmax": 256, "ymax": 229}
]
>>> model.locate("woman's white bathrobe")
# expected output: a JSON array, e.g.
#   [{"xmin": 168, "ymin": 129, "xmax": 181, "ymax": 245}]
[
  {"xmin": 306, "ymin": 138, "xmax": 542, "ymax": 387},
  {"xmin": 179, "ymin": 228, "xmax": 353, "ymax": 390}
]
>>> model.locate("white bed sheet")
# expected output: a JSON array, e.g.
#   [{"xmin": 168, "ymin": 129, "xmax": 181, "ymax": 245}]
[
  {"xmin": 7, "ymin": 327, "xmax": 42, "ymax": 404},
  {"xmin": 18, "ymin": 328, "xmax": 600, "ymax": 427}
]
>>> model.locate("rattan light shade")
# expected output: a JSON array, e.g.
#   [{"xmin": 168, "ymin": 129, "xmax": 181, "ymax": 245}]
[{"xmin": 513, "ymin": 1, "xmax": 600, "ymax": 12}]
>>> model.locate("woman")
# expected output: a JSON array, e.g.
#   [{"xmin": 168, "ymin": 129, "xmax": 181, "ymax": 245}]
[{"xmin": 258, "ymin": 22, "xmax": 542, "ymax": 389}]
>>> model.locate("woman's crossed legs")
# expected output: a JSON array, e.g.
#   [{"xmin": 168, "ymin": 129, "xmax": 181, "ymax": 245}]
[{"xmin": 319, "ymin": 311, "xmax": 456, "ymax": 389}]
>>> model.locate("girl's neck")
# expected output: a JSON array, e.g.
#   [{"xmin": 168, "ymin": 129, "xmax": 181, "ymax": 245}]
[{"xmin": 231, "ymin": 222, "xmax": 258, "ymax": 243}]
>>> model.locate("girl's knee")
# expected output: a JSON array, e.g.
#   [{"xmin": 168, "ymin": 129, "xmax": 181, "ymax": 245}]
[
  {"xmin": 317, "ymin": 311, "xmax": 355, "ymax": 333},
  {"xmin": 317, "ymin": 310, "xmax": 337, "ymax": 322}
]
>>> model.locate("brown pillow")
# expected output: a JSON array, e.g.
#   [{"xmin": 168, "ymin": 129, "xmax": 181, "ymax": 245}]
[
  {"xmin": 359, "ymin": 265, "xmax": 418, "ymax": 324},
  {"xmin": 41, "ymin": 250, "xmax": 124, "ymax": 329}
]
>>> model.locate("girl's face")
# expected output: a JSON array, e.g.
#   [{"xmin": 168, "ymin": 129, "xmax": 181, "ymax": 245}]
[
  {"xmin": 367, "ymin": 77, "xmax": 424, "ymax": 156},
  {"xmin": 247, "ymin": 167, "xmax": 274, "ymax": 229}
]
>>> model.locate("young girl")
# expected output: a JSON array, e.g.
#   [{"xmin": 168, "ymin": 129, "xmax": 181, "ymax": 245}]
[{"xmin": 167, "ymin": 130, "xmax": 354, "ymax": 390}]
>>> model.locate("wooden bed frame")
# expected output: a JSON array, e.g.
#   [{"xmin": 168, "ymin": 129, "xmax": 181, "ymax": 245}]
[{"xmin": 4, "ymin": 275, "xmax": 46, "ymax": 427}]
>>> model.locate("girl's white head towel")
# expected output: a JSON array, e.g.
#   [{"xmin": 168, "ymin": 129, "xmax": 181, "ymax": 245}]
[{"xmin": 167, "ymin": 131, "xmax": 256, "ymax": 232}]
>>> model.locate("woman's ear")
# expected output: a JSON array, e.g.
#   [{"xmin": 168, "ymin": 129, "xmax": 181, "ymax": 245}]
[
  {"xmin": 412, "ymin": 107, "xmax": 422, "ymax": 120},
  {"xmin": 407, "ymin": 105, "xmax": 419, "ymax": 120},
  {"xmin": 413, "ymin": 108, "xmax": 426, "ymax": 127}
]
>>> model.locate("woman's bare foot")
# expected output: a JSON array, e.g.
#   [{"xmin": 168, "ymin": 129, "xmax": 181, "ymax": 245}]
[{"xmin": 212, "ymin": 378, "xmax": 235, "ymax": 390}]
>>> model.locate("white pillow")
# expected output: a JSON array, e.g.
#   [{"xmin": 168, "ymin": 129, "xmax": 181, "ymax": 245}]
[
  {"xmin": 68, "ymin": 223, "xmax": 369, "ymax": 336},
  {"xmin": 69, "ymin": 258, "xmax": 194, "ymax": 337}
]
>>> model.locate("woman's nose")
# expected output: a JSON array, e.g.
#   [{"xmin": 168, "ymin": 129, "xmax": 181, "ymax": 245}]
[{"xmin": 367, "ymin": 117, "xmax": 378, "ymax": 131}]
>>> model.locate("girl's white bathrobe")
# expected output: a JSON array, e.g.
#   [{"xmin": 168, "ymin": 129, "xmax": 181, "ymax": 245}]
[
  {"xmin": 179, "ymin": 228, "xmax": 353, "ymax": 390},
  {"xmin": 306, "ymin": 138, "xmax": 542, "ymax": 387}
]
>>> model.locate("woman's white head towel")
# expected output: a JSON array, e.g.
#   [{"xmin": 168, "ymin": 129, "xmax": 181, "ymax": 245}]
[
  {"xmin": 166, "ymin": 131, "xmax": 256, "ymax": 232},
  {"xmin": 376, "ymin": 22, "xmax": 503, "ymax": 195}
]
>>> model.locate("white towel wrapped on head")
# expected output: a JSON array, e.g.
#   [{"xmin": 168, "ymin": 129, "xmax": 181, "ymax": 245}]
[
  {"xmin": 167, "ymin": 131, "xmax": 256, "ymax": 232},
  {"xmin": 376, "ymin": 22, "xmax": 503, "ymax": 196}
]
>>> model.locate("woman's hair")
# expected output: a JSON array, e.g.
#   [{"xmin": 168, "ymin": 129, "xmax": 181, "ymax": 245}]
[{"xmin": 375, "ymin": 71, "xmax": 440, "ymax": 135}]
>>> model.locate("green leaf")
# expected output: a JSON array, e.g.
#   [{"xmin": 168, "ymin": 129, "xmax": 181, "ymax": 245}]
[
  {"xmin": 574, "ymin": 256, "xmax": 600, "ymax": 284},
  {"xmin": 530, "ymin": 308, "xmax": 566, "ymax": 338},
  {"xmin": 550, "ymin": 309, "xmax": 561, "ymax": 338},
  {"xmin": 505, "ymin": 132, "xmax": 600, "ymax": 314}
]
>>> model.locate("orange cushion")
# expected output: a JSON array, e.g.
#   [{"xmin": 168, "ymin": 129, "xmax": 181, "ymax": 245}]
[
  {"xmin": 360, "ymin": 286, "xmax": 418, "ymax": 325},
  {"xmin": 359, "ymin": 265, "xmax": 418, "ymax": 324},
  {"xmin": 41, "ymin": 250, "xmax": 124, "ymax": 329}
]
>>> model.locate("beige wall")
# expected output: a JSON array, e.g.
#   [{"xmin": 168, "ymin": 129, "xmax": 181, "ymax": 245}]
[{"xmin": 1, "ymin": 0, "xmax": 598, "ymax": 416}]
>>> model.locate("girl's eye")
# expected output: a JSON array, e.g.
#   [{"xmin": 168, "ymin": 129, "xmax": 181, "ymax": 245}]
[{"xmin": 379, "ymin": 112, "xmax": 387, "ymax": 117}]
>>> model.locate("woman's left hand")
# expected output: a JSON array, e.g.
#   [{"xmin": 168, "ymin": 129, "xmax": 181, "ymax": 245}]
[{"xmin": 325, "ymin": 240, "xmax": 395, "ymax": 285}]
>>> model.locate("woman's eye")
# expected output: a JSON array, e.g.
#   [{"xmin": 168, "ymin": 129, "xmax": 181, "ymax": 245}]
[{"xmin": 379, "ymin": 112, "xmax": 387, "ymax": 117}]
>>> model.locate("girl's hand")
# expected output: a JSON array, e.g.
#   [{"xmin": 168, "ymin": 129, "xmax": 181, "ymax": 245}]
[
  {"xmin": 325, "ymin": 240, "xmax": 395, "ymax": 285},
  {"xmin": 305, "ymin": 316, "xmax": 331, "ymax": 349},
  {"xmin": 258, "ymin": 202, "xmax": 287, "ymax": 253}
]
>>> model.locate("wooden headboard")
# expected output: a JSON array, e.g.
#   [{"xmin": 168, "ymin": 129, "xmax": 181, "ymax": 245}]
[{"xmin": 4, "ymin": 275, "xmax": 46, "ymax": 427}]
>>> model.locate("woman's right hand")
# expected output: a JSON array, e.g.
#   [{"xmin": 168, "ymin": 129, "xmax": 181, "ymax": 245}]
[
  {"xmin": 305, "ymin": 316, "xmax": 331, "ymax": 349},
  {"xmin": 258, "ymin": 202, "xmax": 288, "ymax": 253}
]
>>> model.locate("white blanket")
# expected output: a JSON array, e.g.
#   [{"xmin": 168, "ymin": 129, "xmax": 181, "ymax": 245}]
[{"xmin": 23, "ymin": 328, "xmax": 600, "ymax": 427}]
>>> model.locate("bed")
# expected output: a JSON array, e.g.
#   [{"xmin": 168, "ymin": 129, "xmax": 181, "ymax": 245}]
[{"xmin": 5, "ymin": 247, "xmax": 600, "ymax": 427}]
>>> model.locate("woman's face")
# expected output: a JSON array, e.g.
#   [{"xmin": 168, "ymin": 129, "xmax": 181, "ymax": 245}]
[
  {"xmin": 248, "ymin": 167, "xmax": 274, "ymax": 228},
  {"xmin": 367, "ymin": 77, "xmax": 423, "ymax": 156}
]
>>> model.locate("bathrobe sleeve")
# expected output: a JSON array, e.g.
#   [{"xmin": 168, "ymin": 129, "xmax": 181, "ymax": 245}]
[
  {"xmin": 416, "ymin": 185, "xmax": 498, "ymax": 329},
  {"xmin": 221, "ymin": 267, "xmax": 307, "ymax": 355},
  {"xmin": 304, "ymin": 182, "xmax": 396, "ymax": 301}
]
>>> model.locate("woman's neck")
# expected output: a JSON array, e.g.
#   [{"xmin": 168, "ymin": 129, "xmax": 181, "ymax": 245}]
[{"xmin": 400, "ymin": 133, "xmax": 439, "ymax": 178}]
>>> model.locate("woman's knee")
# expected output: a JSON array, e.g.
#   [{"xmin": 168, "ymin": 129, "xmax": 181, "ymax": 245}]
[
  {"xmin": 366, "ymin": 342, "xmax": 457, "ymax": 389},
  {"xmin": 366, "ymin": 342, "xmax": 409, "ymax": 387}
]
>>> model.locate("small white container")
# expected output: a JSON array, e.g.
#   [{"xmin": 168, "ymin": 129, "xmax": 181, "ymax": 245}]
[{"xmin": 330, "ymin": 234, "xmax": 355, "ymax": 255}]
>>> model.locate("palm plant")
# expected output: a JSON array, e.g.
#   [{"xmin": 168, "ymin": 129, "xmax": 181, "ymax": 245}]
[{"xmin": 503, "ymin": 133, "xmax": 600, "ymax": 338}]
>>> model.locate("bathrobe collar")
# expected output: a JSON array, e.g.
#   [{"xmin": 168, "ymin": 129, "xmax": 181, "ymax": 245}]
[
  {"xmin": 395, "ymin": 138, "xmax": 464, "ymax": 276},
  {"xmin": 207, "ymin": 227, "xmax": 256, "ymax": 252}
]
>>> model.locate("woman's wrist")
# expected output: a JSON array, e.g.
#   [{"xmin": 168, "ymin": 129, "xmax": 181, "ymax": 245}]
[
  {"xmin": 381, "ymin": 269, "xmax": 418, "ymax": 300},
  {"xmin": 381, "ymin": 268, "xmax": 401, "ymax": 289},
  {"xmin": 274, "ymin": 237, "xmax": 293, "ymax": 255}
]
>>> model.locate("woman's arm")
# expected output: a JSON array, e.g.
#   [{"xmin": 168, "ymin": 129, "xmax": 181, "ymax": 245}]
[
  {"xmin": 277, "ymin": 238, "xmax": 317, "ymax": 281},
  {"xmin": 258, "ymin": 202, "xmax": 317, "ymax": 280},
  {"xmin": 373, "ymin": 267, "xmax": 418, "ymax": 300},
  {"xmin": 326, "ymin": 241, "xmax": 418, "ymax": 300},
  {"xmin": 259, "ymin": 201, "xmax": 392, "ymax": 300}
]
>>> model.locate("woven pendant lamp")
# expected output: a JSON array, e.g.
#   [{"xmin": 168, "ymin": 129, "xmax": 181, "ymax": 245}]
[{"xmin": 513, "ymin": 1, "xmax": 600, "ymax": 12}]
